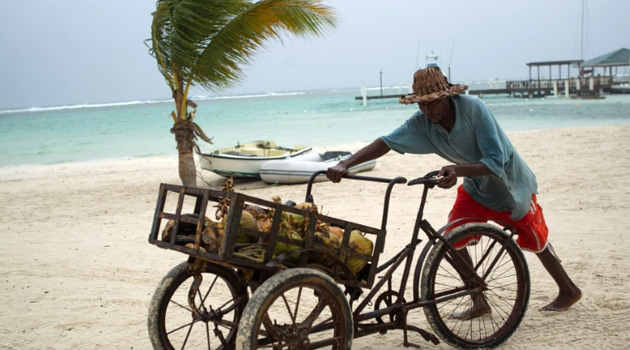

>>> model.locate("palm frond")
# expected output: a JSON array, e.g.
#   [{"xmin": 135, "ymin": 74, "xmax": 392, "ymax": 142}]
[
  {"xmin": 168, "ymin": 0, "xmax": 248, "ymax": 81},
  {"xmin": 189, "ymin": 0, "xmax": 337, "ymax": 91},
  {"xmin": 149, "ymin": 0, "xmax": 337, "ymax": 106},
  {"xmin": 151, "ymin": 1, "xmax": 175, "ymax": 90},
  {"xmin": 151, "ymin": 0, "xmax": 242, "ymax": 91}
]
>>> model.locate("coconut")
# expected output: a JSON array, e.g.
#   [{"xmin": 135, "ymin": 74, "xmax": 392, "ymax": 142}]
[
  {"xmin": 256, "ymin": 217, "xmax": 272, "ymax": 232},
  {"xmin": 184, "ymin": 243, "xmax": 207, "ymax": 252},
  {"xmin": 244, "ymin": 204, "xmax": 267, "ymax": 216},
  {"xmin": 273, "ymin": 230, "xmax": 303, "ymax": 263},
  {"xmin": 277, "ymin": 210, "xmax": 309, "ymax": 238},
  {"xmin": 202, "ymin": 221, "xmax": 224, "ymax": 252},
  {"xmin": 236, "ymin": 210, "xmax": 258, "ymax": 244},
  {"xmin": 326, "ymin": 226, "xmax": 344, "ymax": 240},
  {"xmin": 345, "ymin": 230, "xmax": 374, "ymax": 274},
  {"xmin": 161, "ymin": 220, "xmax": 175, "ymax": 242},
  {"xmin": 283, "ymin": 212, "xmax": 304, "ymax": 225},
  {"xmin": 314, "ymin": 230, "xmax": 341, "ymax": 249},
  {"xmin": 239, "ymin": 210, "xmax": 257, "ymax": 230},
  {"xmin": 296, "ymin": 202, "xmax": 318, "ymax": 213},
  {"xmin": 311, "ymin": 231, "xmax": 342, "ymax": 269}
]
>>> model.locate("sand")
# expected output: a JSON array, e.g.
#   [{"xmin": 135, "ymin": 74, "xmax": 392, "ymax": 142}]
[{"xmin": 1, "ymin": 125, "xmax": 629, "ymax": 350}]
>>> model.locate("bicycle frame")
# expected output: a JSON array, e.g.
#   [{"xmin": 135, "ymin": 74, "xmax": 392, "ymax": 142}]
[{"xmin": 305, "ymin": 170, "xmax": 519, "ymax": 344}]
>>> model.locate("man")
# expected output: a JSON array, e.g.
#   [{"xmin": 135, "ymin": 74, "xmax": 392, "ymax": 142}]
[{"xmin": 327, "ymin": 66, "xmax": 581, "ymax": 317}]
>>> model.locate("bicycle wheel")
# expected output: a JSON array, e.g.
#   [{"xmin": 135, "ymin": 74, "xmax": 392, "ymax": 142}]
[
  {"xmin": 236, "ymin": 268, "xmax": 353, "ymax": 350},
  {"xmin": 421, "ymin": 223, "xmax": 530, "ymax": 349},
  {"xmin": 148, "ymin": 260, "xmax": 247, "ymax": 350}
]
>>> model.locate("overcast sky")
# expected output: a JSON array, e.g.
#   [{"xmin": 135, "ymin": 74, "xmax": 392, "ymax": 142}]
[{"xmin": 0, "ymin": 0, "xmax": 628, "ymax": 110}]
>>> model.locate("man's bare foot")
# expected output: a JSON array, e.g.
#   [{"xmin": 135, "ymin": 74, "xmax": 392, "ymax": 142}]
[
  {"xmin": 450, "ymin": 295, "xmax": 492, "ymax": 320},
  {"xmin": 539, "ymin": 287, "xmax": 582, "ymax": 311},
  {"xmin": 450, "ymin": 306, "xmax": 492, "ymax": 321}
]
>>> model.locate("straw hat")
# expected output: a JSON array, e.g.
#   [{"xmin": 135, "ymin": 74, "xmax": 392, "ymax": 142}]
[{"xmin": 399, "ymin": 66, "xmax": 468, "ymax": 104}]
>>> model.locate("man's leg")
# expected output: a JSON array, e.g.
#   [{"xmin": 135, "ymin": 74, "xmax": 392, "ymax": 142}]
[
  {"xmin": 449, "ymin": 248, "xmax": 492, "ymax": 320},
  {"xmin": 536, "ymin": 244, "xmax": 582, "ymax": 311},
  {"xmin": 446, "ymin": 186, "xmax": 493, "ymax": 320}
]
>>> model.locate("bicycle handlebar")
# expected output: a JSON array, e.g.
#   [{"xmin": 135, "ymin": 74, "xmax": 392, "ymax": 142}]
[
  {"xmin": 304, "ymin": 170, "xmax": 408, "ymax": 231},
  {"xmin": 341, "ymin": 172, "xmax": 408, "ymax": 185},
  {"xmin": 408, "ymin": 170, "xmax": 441, "ymax": 187},
  {"xmin": 306, "ymin": 170, "xmax": 407, "ymax": 195}
]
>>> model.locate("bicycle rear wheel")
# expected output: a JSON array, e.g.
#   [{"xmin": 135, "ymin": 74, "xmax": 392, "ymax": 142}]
[
  {"xmin": 236, "ymin": 268, "xmax": 353, "ymax": 350},
  {"xmin": 148, "ymin": 260, "xmax": 247, "ymax": 350},
  {"xmin": 421, "ymin": 223, "xmax": 530, "ymax": 349}
]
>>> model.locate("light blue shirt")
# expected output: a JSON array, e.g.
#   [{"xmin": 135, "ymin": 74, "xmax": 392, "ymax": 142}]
[{"xmin": 381, "ymin": 94, "xmax": 537, "ymax": 220}]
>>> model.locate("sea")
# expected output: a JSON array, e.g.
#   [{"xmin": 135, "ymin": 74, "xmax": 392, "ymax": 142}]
[{"xmin": 1, "ymin": 86, "xmax": 629, "ymax": 167}]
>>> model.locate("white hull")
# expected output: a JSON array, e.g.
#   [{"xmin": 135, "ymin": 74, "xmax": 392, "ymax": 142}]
[
  {"xmin": 198, "ymin": 141, "xmax": 312, "ymax": 178},
  {"xmin": 259, "ymin": 152, "xmax": 376, "ymax": 184}
]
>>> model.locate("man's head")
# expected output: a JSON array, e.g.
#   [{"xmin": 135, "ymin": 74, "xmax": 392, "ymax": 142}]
[{"xmin": 399, "ymin": 66, "xmax": 468, "ymax": 105}]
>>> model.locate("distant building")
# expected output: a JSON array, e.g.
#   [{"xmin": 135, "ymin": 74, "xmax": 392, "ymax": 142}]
[
  {"xmin": 504, "ymin": 48, "xmax": 630, "ymax": 98},
  {"xmin": 581, "ymin": 47, "xmax": 630, "ymax": 79}
]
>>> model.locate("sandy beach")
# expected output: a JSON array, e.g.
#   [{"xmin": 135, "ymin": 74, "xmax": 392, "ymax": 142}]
[{"xmin": 1, "ymin": 125, "xmax": 629, "ymax": 350}]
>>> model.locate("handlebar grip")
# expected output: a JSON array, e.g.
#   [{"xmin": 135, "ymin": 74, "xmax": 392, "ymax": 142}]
[
  {"xmin": 408, "ymin": 177, "xmax": 439, "ymax": 186},
  {"xmin": 408, "ymin": 170, "xmax": 441, "ymax": 186}
]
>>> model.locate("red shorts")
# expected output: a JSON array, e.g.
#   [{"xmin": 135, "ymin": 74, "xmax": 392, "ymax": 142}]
[{"xmin": 446, "ymin": 186, "xmax": 549, "ymax": 253}]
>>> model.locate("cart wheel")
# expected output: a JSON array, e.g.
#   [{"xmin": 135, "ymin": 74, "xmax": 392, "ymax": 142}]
[
  {"xmin": 421, "ymin": 223, "xmax": 530, "ymax": 349},
  {"xmin": 148, "ymin": 261, "xmax": 248, "ymax": 350},
  {"xmin": 236, "ymin": 268, "xmax": 353, "ymax": 350}
]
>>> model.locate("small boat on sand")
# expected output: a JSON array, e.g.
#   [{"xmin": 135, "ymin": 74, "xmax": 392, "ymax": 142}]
[
  {"xmin": 259, "ymin": 151, "xmax": 376, "ymax": 184},
  {"xmin": 198, "ymin": 140, "xmax": 312, "ymax": 178}
]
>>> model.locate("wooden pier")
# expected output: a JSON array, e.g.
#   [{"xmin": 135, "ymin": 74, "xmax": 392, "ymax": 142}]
[
  {"xmin": 503, "ymin": 76, "xmax": 615, "ymax": 98},
  {"xmin": 355, "ymin": 75, "xmax": 620, "ymax": 102},
  {"xmin": 356, "ymin": 49, "xmax": 629, "ymax": 102},
  {"xmin": 354, "ymin": 94, "xmax": 405, "ymax": 101}
]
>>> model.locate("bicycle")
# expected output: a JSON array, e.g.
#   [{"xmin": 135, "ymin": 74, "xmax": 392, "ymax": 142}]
[{"xmin": 147, "ymin": 170, "xmax": 530, "ymax": 349}]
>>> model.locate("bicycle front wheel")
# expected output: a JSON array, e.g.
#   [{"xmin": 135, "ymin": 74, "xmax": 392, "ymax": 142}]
[
  {"xmin": 148, "ymin": 260, "xmax": 247, "ymax": 350},
  {"xmin": 236, "ymin": 268, "xmax": 353, "ymax": 350},
  {"xmin": 421, "ymin": 223, "xmax": 530, "ymax": 349}
]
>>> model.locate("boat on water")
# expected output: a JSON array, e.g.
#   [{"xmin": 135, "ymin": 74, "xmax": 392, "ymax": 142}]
[
  {"xmin": 198, "ymin": 140, "xmax": 312, "ymax": 178},
  {"xmin": 259, "ymin": 151, "xmax": 376, "ymax": 184}
]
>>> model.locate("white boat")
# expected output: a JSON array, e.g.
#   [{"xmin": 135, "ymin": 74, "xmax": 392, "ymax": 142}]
[
  {"xmin": 197, "ymin": 140, "xmax": 312, "ymax": 178},
  {"xmin": 259, "ymin": 151, "xmax": 377, "ymax": 184}
]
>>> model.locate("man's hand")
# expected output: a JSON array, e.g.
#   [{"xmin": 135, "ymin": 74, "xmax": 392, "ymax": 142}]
[
  {"xmin": 437, "ymin": 166, "xmax": 458, "ymax": 188},
  {"xmin": 436, "ymin": 163, "xmax": 492, "ymax": 189},
  {"xmin": 326, "ymin": 163, "xmax": 348, "ymax": 183},
  {"xmin": 326, "ymin": 138, "xmax": 391, "ymax": 183}
]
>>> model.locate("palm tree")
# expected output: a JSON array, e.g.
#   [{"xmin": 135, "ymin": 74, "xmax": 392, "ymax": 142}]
[{"xmin": 149, "ymin": 0, "xmax": 337, "ymax": 187}]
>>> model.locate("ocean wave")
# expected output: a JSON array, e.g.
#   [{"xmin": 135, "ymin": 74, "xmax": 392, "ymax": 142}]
[
  {"xmin": 186, "ymin": 87, "xmax": 370, "ymax": 101},
  {"xmin": 0, "ymin": 90, "xmax": 337, "ymax": 114},
  {"xmin": 191, "ymin": 91, "xmax": 310, "ymax": 101},
  {"xmin": 0, "ymin": 86, "xmax": 378, "ymax": 115},
  {"xmin": 0, "ymin": 99, "xmax": 172, "ymax": 115}
]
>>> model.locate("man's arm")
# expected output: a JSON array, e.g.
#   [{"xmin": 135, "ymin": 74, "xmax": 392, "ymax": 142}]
[
  {"xmin": 326, "ymin": 138, "xmax": 391, "ymax": 183},
  {"xmin": 437, "ymin": 163, "xmax": 492, "ymax": 188}
]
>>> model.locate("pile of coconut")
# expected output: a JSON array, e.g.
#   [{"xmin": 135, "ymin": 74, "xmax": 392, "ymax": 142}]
[{"xmin": 161, "ymin": 179, "xmax": 374, "ymax": 276}]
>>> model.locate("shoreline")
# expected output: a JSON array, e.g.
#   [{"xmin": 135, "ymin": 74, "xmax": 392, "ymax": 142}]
[
  {"xmin": 2, "ymin": 86, "xmax": 629, "ymax": 115},
  {"xmin": 1, "ymin": 121, "xmax": 629, "ymax": 172},
  {"xmin": 1, "ymin": 125, "xmax": 629, "ymax": 349},
  {"xmin": 2, "ymin": 94, "xmax": 629, "ymax": 169}
]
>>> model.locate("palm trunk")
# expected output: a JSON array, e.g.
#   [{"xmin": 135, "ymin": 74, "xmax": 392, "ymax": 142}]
[
  {"xmin": 170, "ymin": 77, "xmax": 212, "ymax": 187},
  {"xmin": 172, "ymin": 83, "xmax": 196, "ymax": 188},
  {"xmin": 171, "ymin": 120, "xmax": 198, "ymax": 187},
  {"xmin": 169, "ymin": 78, "xmax": 196, "ymax": 187},
  {"xmin": 177, "ymin": 149, "xmax": 197, "ymax": 187}
]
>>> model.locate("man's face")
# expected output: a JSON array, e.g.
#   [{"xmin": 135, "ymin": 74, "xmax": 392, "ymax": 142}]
[{"xmin": 418, "ymin": 98, "xmax": 450, "ymax": 123}]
